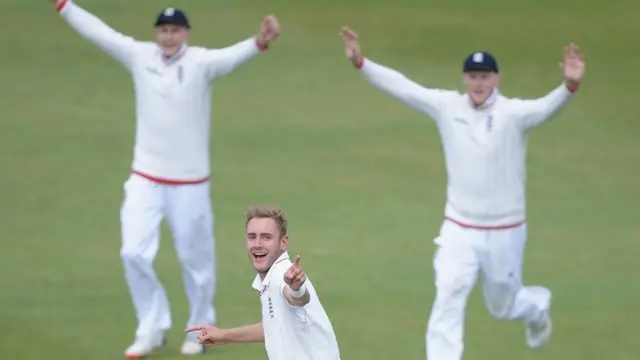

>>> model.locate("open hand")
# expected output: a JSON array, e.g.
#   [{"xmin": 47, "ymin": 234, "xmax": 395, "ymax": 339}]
[
  {"xmin": 560, "ymin": 43, "xmax": 585, "ymax": 90},
  {"xmin": 340, "ymin": 26, "xmax": 362, "ymax": 65},
  {"xmin": 284, "ymin": 255, "xmax": 307, "ymax": 291},
  {"xmin": 185, "ymin": 324, "xmax": 227, "ymax": 347},
  {"xmin": 258, "ymin": 15, "xmax": 281, "ymax": 46}
]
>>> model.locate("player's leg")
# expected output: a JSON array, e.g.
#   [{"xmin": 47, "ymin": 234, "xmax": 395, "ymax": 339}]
[
  {"xmin": 165, "ymin": 181, "xmax": 215, "ymax": 356},
  {"xmin": 426, "ymin": 221, "xmax": 480, "ymax": 360},
  {"xmin": 120, "ymin": 174, "xmax": 171, "ymax": 358},
  {"xmin": 479, "ymin": 223, "xmax": 552, "ymax": 349}
]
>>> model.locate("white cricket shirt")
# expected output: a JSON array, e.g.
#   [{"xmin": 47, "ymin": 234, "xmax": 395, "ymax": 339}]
[
  {"xmin": 359, "ymin": 58, "xmax": 575, "ymax": 227},
  {"xmin": 58, "ymin": 1, "xmax": 263, "ymax": 182},
  {"xmin": 252, "ymin": 252, "xmax": 341, "ymax": 360}
]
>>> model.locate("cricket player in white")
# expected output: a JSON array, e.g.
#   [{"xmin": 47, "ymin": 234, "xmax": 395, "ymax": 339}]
[
  {"xmin": 51, "ymin": 0, "xmax": 281, "ymax": 357},
  {"xmin": 340, "ymin": 27, "xmax": 586, "ymax": 360},
  {"xmin": 186, "ymin": 205, "xmax": 341, "ymax": 360}
]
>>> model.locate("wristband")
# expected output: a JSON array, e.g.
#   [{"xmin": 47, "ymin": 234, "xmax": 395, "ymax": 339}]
[
  {"xmin": 354, "ymin": 55, "xmax": 364, "ymax": 70},
  {"xmin": 565, "ymin": 82, "xmax": 579, "ymax": 93},
  {"xmin": 56, "ymin": 0, "xmax": 68, "ymax": 13},
  {"xmin": 256, "ymin": 38, "xmax": 269, "ymax": 52},
  {"xmin": 289, "ymin": 283, "xmax": 307, "ymax": 298}
]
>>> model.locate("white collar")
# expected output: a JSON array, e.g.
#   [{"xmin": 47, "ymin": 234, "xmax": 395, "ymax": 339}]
[
  {"xmin": 160, "ymin": 43, "xmax": 188, "ymax": 65},
  {"xmin": 251, "ymin": 251, "xmax": 290, "ymax": 293}
]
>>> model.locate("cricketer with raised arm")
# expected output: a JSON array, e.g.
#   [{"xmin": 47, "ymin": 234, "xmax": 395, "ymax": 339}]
[
  {"xmin": 51, "ymin": 0, "xmax": 280, "ymax": 357},
  {"xmin": 186, "ymin": 205, "xmax": 341, "ymax": 360},
  {"xmin": 340, "ymin": 26, "xmax": 586, "ymax": 360}
]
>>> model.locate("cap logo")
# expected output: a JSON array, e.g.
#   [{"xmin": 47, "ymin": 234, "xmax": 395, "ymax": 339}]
[
  {"xmin": 472, "ymin": 52, "xmax": 484, "ymax": 63},
  {"xmin": 164, "ymin": 7, "xmax": 175, "ymax": 16}
]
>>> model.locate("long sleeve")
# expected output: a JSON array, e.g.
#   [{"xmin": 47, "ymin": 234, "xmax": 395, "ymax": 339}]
[
  {"xmin": 359, "ymin": 58, "xmax": 453, "ymax": 121},
  {"xmin": 516, "ymin": 83, "xmax": 574, "ymax": 131},
  {"xmin": 204, "ymin": 37, "xmax": 261, "ymax": 81},
  {"xmin": 58, "ymin": 1, "xmax": 138, "ymax": 70}
]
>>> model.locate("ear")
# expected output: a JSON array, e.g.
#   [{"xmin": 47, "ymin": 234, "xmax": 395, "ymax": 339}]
[{"xmin": 280, "ymin": 234, "xmax": 290, "ymax": 251}]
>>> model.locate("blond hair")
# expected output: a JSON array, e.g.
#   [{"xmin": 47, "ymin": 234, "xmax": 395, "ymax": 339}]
[{"xmin": 245, "ymin": 204, "xmax": 288, "ymax": 236}]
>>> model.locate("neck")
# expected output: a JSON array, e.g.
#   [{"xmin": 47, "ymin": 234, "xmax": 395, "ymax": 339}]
[{"xmin": 163, "ymin": 49, "xmax": 179, "ymax": 57}]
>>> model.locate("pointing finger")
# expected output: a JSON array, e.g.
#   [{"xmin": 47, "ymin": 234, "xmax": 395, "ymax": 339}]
[
  {"xmin": 293, "ymin": 255, "xmax": 301, "ymax": 266},
  {"xmin": 286, "ymin": 267, "xmax": 298, "ymax": 278},
  {"xmin": 185, "ymin": 325, "xmax": 207, "ymax": 333},
  {"xmin": 341, "ymin": 26, "xmax": 355, "ymax": 38}
]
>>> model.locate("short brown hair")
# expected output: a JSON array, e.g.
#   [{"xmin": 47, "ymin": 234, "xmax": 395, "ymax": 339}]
[{"xmin": 245, "ymin": 204, "xmax": 288, "ymax": 236}]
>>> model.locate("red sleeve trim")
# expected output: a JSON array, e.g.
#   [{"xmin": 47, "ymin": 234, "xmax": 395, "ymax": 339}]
[
  {"xmin": 56, "ymin": 0, "xmax": 68, "ymax": 13},
  {"xmin": 354, "ymin": 56, "xmax": 364, "ymax": 70},
  {"xmin": 565, "ymin": 82, "xmax": 579, "ymax": 93},
  {"xmin": 256, "ymin": 38, "xmax": 269, "ymax": 52}
]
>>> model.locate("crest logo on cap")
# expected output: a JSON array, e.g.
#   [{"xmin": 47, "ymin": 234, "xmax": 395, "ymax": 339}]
[
  {"xmin": 164, "ymin": 7, "xmax": 176, "ymax": 16},
  {"xmin": 472, "ymin": 52, "xmax": 484, "ymax": 63}
]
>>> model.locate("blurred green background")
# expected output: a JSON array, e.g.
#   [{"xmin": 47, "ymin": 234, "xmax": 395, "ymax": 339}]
[{"xmin": 1, "ymin": 0, "xmax": 638, "ymax": 359}]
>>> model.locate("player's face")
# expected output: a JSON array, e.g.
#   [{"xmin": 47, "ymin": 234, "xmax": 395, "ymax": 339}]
[
  {"xmin": 463, "ymin": 71, "xmax": 500, "ymax": 105},
  {"xmin": 155, "ymin": 24, "xmax": 190, "ymax": 55},
  {"xmin": 246, "ymin": 218, "xmax": 289, "ymax": 275}
]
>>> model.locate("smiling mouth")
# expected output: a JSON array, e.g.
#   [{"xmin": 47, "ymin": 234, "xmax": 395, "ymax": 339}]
[{"xmin": 253, "ymin": 253, "xmax": 267, "ymax": 260}]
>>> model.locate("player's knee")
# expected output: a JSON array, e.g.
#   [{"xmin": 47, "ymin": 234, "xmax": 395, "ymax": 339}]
[
  {"xmin": 485, "ymin": 291, "xmax": 516, "ymax": 320},
  {"xmin": 175, "ymin": 248, "xmax": 194, "ymax": 265},
  {"xmin": 428, "ymin": 279, "xmax": 471, "ymax": 331},
  {"xmin": 435, "ymin": 278, "xmax": 474, "ymax": 304},
  {"xmin": 120, "ymin": 246, "xmax": 145, "ymax": 264},
  {"xmin": 176, "ymin": 244, "xmax": 213, "ymax": 267}
]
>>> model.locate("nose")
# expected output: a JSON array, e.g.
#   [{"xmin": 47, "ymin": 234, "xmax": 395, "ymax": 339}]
[{"xmin": 252, "ymin": 240, "xmax": 265, "ymax": 248}]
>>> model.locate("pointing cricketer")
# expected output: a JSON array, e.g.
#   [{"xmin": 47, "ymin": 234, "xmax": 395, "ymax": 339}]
[{"xmin": 186, "ymin": 205, "xmax": 341, "ymax": 360}]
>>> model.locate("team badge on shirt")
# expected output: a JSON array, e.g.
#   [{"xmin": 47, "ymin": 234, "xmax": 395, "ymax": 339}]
[{"xmin": 268, "ymin": 297, "xmax": 275, "ymax": 319}]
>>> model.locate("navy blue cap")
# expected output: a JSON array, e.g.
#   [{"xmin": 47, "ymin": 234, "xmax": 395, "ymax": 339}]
[
  {"xmin": 463, "ymin": 51, "xmax": 499, "ymax": 73},
  {"xmin": 155, "ymin": 7, "xmax": 190, "ymax": 28}
]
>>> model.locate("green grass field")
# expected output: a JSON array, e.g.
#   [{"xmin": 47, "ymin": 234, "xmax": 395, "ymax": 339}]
[{"xmin": 2, "ymin": 0, "xmax": 639, "ymax": 359}]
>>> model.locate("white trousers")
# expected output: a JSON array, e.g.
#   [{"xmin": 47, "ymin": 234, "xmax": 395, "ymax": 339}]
[
  {"xmin": 120, "ymin": 174, "xmax": 216, "ymax": 338},
  {"xmin": 425, "ymin": 220, "xmax": 551, "ymax": 360}
]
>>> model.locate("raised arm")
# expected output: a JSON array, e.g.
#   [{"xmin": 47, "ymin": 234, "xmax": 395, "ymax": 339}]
[
  {"xmin": 340, "ymin": 26, "xmax": 451, "ymax": 121},
  {"xmin": 518, "ymin": 43, "xmax": 585, "ymax": 131},
  {"xmin": 54, "ymin": 0, "xmax": 138, "ymax": 70},
  {"xmin": 205, "ymin": 15, "xmax": 280, "ymax": 81},
  {"xmin": 204, "ymin": 38, "xmax": 263, "ymax": 80},
  {"xmin": 359, "ymin": 58, "xmax": 451, "ymax": 120},
  {"xmin": 517, "ymin": 84, "xmax": 575, "ymax": 131}
]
